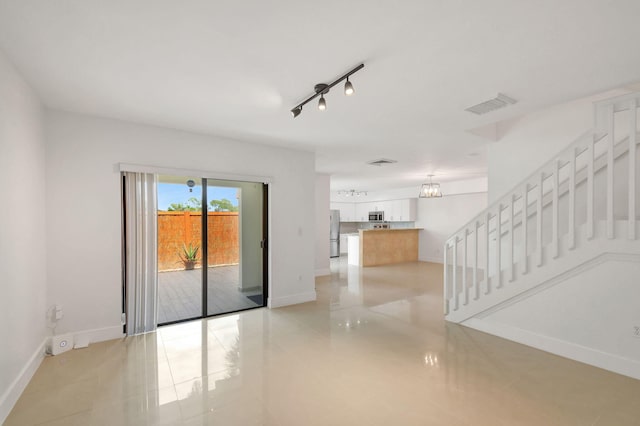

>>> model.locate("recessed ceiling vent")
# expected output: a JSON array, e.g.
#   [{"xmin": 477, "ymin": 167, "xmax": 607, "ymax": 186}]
[
  {"xmin": 367, "ymin": 158, "xmax": 397, "ymax": 167},
  {"xmin": 465, "ymin": 93, "xmax": 517, "ymax": 115}
]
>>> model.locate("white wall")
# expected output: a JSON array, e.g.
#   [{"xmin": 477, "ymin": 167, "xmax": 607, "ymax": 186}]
[
  {"xmin": 0, "ymin": 51, "xmax": 47, "ymax": 422},
  {"xmin": 44, "ymin": 110, "xmax": 317, "ymax": 337},
  {"xmin": 487, "ymin": 89, "xmax": 629, "ymax": 203},
  {"xmin": 415, "ymin": 192, "xmax": 488, "ymax": 263},
  {"xmin": 315, "ymin": 174, "xmax": 330, "ymax": 276},
  {"xmin": 473, "ymin": 258, "xmax": 640, "ymax": 379}
]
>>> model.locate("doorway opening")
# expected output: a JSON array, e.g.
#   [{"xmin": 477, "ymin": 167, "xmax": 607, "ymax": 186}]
[{"xmin": 156, "ymin": 175, "xmax": 267, "ymax": 325}]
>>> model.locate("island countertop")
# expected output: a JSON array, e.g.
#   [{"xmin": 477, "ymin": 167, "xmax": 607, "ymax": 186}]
[{"xmin": 357, "ymin": 228, "xmax": 422, "ymax": 266}]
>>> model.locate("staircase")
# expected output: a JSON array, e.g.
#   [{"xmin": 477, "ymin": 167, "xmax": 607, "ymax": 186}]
[{"xmin": 444, "ymin": 92, "xmax": 640, "ymax": 326}]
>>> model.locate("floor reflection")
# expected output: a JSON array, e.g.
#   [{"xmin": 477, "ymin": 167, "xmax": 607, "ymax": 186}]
[{"xmin": 5, "ymin": 257, "xmax": 640, "ymax": 426}]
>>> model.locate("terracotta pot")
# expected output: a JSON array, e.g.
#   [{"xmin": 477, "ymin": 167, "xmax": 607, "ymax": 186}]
[{"xmin": 183, "ymin": 260, "xmax": 196, "ymax": 270}]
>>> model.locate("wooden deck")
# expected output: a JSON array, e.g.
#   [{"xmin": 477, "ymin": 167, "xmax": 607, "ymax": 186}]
[{"xmin": 157, "ymin": 265, "xmax": 263, "ymax": 324}]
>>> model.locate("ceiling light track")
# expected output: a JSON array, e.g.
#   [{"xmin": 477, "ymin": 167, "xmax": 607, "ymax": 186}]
[
  {"xmin": 291, "ymin": 63, "xmax": 364, "ymax": 117},
  {"xmin": 338, "ymin": 189, "xmax": 368, "ymax": 197}
]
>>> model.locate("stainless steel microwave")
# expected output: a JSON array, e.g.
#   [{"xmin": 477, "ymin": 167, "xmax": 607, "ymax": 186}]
[{"xmin": 368, "ymin": 211, "xmax": 384, "ymax": 222}]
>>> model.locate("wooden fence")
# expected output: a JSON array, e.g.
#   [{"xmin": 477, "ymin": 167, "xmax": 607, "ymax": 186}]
[{"xmin": 158, "ymin": 211, "xmax": 239, "ymax": 271}]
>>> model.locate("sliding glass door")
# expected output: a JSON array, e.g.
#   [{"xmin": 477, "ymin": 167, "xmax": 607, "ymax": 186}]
[
  {"xmin": 156, "ymin": 175, "xmax": 267, "ymax": 326},
  {"xmin": 156, "ymin": 176, "xmax": 203, "ymax": 324},
  {"xmin": 206, "ymin": 180, "xmax": 265, "ymax": 315}
]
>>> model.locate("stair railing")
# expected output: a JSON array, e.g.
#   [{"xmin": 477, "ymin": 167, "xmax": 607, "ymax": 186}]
[{"xmin": 444, "ymin": 92, "xmax": 640, "ymax": 317}]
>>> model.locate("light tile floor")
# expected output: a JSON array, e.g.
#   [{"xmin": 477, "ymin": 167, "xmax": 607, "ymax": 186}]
[{"xmin": 5, "ymin": 257, "xmax": 640, "ymax": 425}]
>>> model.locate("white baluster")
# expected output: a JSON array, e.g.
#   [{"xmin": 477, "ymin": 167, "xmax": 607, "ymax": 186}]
[
  {"xmin": 522, "ymin": 185, "xmax": 529, "ymax": 274},
  {"xmin": 509, "ymin": 197, "xmax": 515, "ymax": 282},
  {"xmin": 463, "ymin": 230, "xmax": 468, "ymax": 306},
  {"xmin": 607, "ymin": 104, "xmax": 615, "ymax": 239},
  {"xmin": 552, "ymin": 160, "xmax": 559, "ymax": 258},
  {"xmin": 568, "ymin": 149, "xmax": 576, "ymax": 250},
  {"xmin": 473, "ymin": 221, "xmax": 479, "ymax": 300},
  {"xmin": 496, "ymin": 205, "xmax": 502, "ymax": 288},
  {"xmin": 452, "ymin": 237, "xmax": 458, "ymax": 311},
  {"xmin": 587, "ymin": 136, "xmax": 595, "ymax": 240},
  {"xmin": 485, "ymin": 212, "xmax": 491, "ymax": 295},
  {"xmin": 629, "ymin": 100, "xmax": 637, "ymax": 240},
  {"xmin": 537, "ymin": 174, "xmax": 543, "ymax": 267}
]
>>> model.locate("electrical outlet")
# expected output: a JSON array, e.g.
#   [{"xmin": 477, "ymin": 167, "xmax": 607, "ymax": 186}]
[
  {"xmin": 633, "ymin": 326, "xmax": 640, "ymax": 339},
  {"xmin": 54, "ymin": 305, "xmax": 64, "ymax": 320}
]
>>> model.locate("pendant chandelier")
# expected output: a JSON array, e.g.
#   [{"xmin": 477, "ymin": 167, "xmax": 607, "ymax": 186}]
[{"xmin": 419, "ymin": 175, "xmax": 443, "ymax": 198}]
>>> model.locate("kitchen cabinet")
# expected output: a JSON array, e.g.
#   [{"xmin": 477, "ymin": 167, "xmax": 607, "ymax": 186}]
[
  {"xmin": 386, "ymin": 199, "xmax": 416, "ymax": 221},
  {"xmin": 330, "ymin": 202, "xmax": 356, "ymax": 222},
  {"xmin": 367, "ymin": 201, "xmax": 386, "ymax": 212},
  {"xmin": 354, "ymin": 203, "xmax": 370, "ymax": 222},
  {"xmin": 357, "ymin": 201, "xmax": 387, "ymax": 221},
  {"xmin": 384, "ymin": 201, "xmax": 398, "ymax": 222},
  {"xmin": 332, "ymin": 198, "xmax": 417, "ymax": 222},
  {"xmin": 339, "ymin": 234, "xmax": 348, "ymax": 254}
]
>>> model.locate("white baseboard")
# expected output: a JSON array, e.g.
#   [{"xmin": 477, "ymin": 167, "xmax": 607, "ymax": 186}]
[
  {"xmin": 315, "ymin": 268, "xmax": 331, "ymax": 277},
  {"xmin": 463, "ymin": 318, "xmax": 640, "ymax": 381},
  {"xmin": 45, "ymin": 325, "xmax": 124, "ymax": 352},
  {"xmin": 268, "ymin": 290, "xmax": 317, "ymax": 308},
  {"xmin": 72, "ymin": 325, "xmax": 124, "ymax": 346},
  {"xmin": 0, "ymin": 338, "xmax": 47, "ymax": 424}
]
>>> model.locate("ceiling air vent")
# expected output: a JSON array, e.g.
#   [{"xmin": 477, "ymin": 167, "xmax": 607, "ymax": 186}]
[
  {"xmin": 367, "ymin": 158, "xmax": 397, "ymax": 167},
  {"xmin": 465, "ymin": 93, "xmax": 517, "ymax": 115}
]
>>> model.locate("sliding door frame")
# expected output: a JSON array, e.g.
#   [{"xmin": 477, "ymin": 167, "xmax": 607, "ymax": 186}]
[
  {"xmin": 262, "ymin": 183, "xmax": 269, "ymax": 306},
  {"xmin": 201, "ymin": 178, "xmax": 209, "ymax": 318},
  {"xmin": 119, "ymin": 163, "xmax": 271, "ymax": 327}
]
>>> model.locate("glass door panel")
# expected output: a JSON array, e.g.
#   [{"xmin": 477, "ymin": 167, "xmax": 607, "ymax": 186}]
[
  {"xmin": 207, "ymin": 180, "xmax": 265, "ymax": 316},
  {"xmin": 157, "ymin": 175, "xmax": 203, "ymax": 325},
  {"xmin": 155, "ymin": 174, "xmax": 266, "ymax": 327}
]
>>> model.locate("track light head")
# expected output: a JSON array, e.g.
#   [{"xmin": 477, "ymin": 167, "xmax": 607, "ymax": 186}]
[
  {"xmin": 291, "ymin": 106, "xmax": 302, "ymax": 118},
  {"xmin": 318, "ymin": 95, "xmax": 327, "ymax": 111},
  {"xmin": 344, "ymin": 78, "xmax": 354, "ymax": 96}
]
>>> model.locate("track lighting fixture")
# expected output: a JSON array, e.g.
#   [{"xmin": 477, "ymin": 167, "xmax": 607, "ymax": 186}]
[
  {"xmin": 290, "ymin": 63, "xmax": 364, "ymax": 118},
  {"xmin": 338, "ymin": 189, "xmax": 367, "ymax": 197},
  {"xmin": 318, "ymin": 95, "xmax": 326, "ymax": 111},
  {"xmin": 344, "ymin": 78, "xmax": 354, "ymax": 96}
]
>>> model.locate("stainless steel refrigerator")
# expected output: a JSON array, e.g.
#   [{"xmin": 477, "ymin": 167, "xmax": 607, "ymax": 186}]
[{"xmin": 330, "ymin": 209, "xmax": 340, "ymax": 257}]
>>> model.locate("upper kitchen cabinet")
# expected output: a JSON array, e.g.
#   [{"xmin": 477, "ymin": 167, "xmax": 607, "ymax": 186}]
[
  {"xmin": 354, "ymin": 203, "xmax": 370, "ymax": 222},
  {"xmin": 383, "ymin": 199, "xmax": 417, "ymax": 221},
  {"xmin": 331, "ymin": 198, "xmax": 417, "ymax": 222},
  {"xmin": 395, "ymin": 198, "xmax": 417, "ymax": 221},
  {"xmin": 330, "ymin": 202, "xmax": 356, "ymax": 222}
]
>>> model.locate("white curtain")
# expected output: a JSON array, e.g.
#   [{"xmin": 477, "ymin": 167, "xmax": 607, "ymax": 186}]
[{"xmin": 123, "ymin": 172, "xmax": 158, "ymax": 335}]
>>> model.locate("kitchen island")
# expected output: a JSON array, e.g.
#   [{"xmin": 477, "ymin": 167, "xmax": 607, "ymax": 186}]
[{"xmin": 347, "ymin": 228, "xmax": 422, "ymax": 267}]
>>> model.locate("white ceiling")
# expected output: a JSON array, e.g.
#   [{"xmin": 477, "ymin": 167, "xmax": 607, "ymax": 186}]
[{"xmin": 1, "ymin": 0, "xmax": 640, "ymax": 191}]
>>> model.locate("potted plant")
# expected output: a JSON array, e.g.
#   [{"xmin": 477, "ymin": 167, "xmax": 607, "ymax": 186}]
[{"xmin": 179, "ymin": 243, "xmax": 200, "ymax": 270}]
